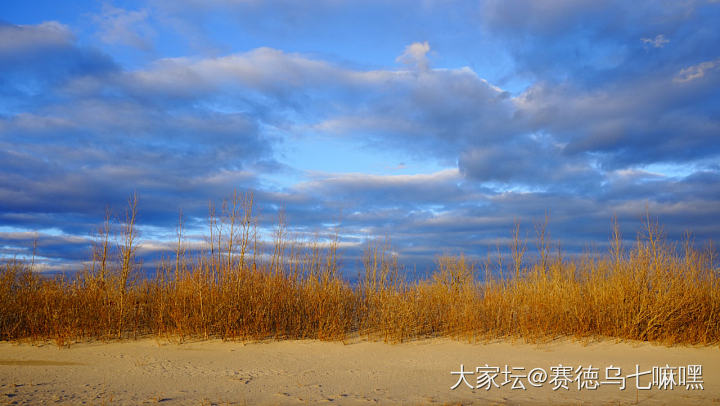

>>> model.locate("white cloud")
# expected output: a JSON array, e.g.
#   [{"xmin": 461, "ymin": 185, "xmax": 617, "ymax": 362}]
[
  {"xmin": 396, "ymin": 41, "xmax": 431, "ymax": 71},
  {"xmin": 92, "ymin": 4, "xmax": 155, "ymax": 50},
  {"xmin": 294, "ymin": 169, "xmax": 461, "ymax": 201},
  {"xmin": 674, "ymin": 58, "xmax": 720, "ymax": 83},
  {"xmin": 0, "ymin": 21, "xmax": 73, "ymax": 54},
  {"xmin": 302, "ymin": 168, "xmax": 460, "ymax": 187},
  {"xmin": 641, "ymin": 34, "xmax": 669, "ymax": 48},
  {"xmin": 124, "ymin": 48, "xmax": 360, "ymax": 96}
]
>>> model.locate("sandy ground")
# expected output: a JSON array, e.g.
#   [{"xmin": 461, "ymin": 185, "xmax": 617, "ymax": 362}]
[{"xmin": 0, "ymin": 337, "xmax": 718, "ymax": 405}]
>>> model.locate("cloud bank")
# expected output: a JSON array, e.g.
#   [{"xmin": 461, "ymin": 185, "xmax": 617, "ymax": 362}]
[{"xmin": 1, "ymin": 0, "xmax": 719, "ymax": 275}]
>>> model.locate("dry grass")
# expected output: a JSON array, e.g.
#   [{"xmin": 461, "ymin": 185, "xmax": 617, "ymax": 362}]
[{"xmin": 1, "ymin": 193, "xmax": 718, "ymax": 346}]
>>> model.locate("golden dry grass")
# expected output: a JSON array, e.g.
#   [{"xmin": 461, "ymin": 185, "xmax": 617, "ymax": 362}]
[{"xmin": 1, "ymin": 193, "xmax": 718, "ymax": 346}]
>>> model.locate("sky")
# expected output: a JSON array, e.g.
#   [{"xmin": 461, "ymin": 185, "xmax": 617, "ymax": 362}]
[{"xmin": 1, "ymin": 0, "xmax": 719, "ymax": 277}]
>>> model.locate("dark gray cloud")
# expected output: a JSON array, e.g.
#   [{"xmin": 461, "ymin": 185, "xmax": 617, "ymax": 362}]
[
  {"xmin": 0, "ymin": 24, "xmax": 278, "ymax": 239},
  {"xmin": 0, "ymin": 21, "xmax": 117, "ymax": 105},
  {"xmin": 481, "ymin": 0, "xmax": 720, "ymax": 80},
  {"xmin": 276, "ymin": 160, "xmax": 720, "ymax": 276},
  {"xmin": 517, "ymin": 70, "xmax": 720, "ymax": 169},
  {"xmin": 457, "ymin": 135, "xmax": 601, "ymax": 191}
]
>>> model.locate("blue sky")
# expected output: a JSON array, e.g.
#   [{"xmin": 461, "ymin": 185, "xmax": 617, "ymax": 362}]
[{"xmin": 1, "ymin": 0, "xmax": 720, "ymax": 276}]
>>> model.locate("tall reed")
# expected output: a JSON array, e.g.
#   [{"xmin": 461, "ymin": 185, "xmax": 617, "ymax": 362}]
[{"xmin": 1, "ymin": 192, "xmax": 718, "ymax": 346}]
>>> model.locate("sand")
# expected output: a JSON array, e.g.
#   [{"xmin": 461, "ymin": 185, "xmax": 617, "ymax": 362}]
[{"xmin": 0, "ymin": 337, "xmax": 718, "ymax": 405}]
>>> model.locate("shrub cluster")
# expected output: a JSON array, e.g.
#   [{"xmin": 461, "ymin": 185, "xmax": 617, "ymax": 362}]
[{"xmin": 1, "ymin": 193, "xmax": 718, "ymax": 346}]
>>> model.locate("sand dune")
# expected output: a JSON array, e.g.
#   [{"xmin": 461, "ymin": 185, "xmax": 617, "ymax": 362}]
[{"xmin": 1, "ymin": 338, "xmax": 718, "ymax": 405}]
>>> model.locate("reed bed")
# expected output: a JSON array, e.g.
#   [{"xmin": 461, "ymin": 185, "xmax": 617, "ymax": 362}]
[{"xmin": 1, "ymin": 193, "xmax": 718, "ymax": 346}]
